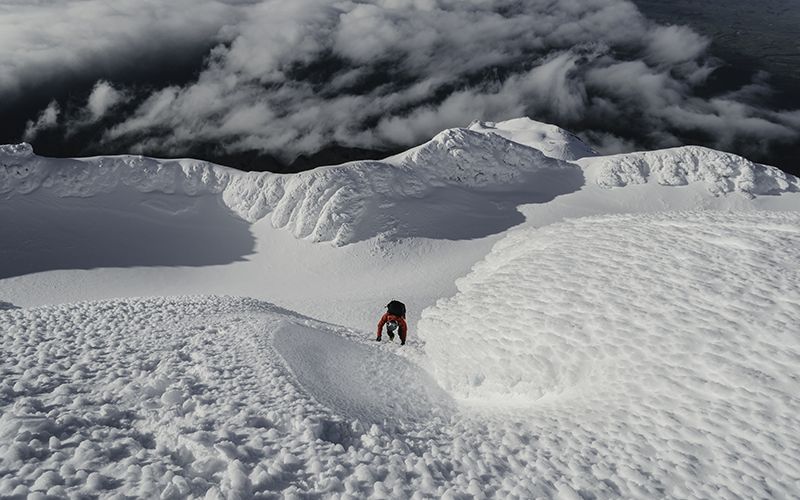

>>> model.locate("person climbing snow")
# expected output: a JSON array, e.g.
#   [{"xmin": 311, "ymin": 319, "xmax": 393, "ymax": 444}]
[{"xmin": 376, "ymin": 300, "xmax": 407, "ymax": 345}]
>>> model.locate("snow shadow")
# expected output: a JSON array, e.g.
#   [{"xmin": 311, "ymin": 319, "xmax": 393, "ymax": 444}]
[
  {"xmin": 273, "ymin": 322, "xmax": 455, "ymax": 425},
  {"xmin": 0, "ymin": 190, "xmax": 254, "ymax": 279},
  {"xmin": 360, "ymin": 164, "xmax": 585, "ymax": 243}
]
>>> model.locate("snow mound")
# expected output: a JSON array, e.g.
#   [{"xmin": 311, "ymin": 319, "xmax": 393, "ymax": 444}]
[
  {"xmin": 580, "ymin": 146, "xmax": 799, "ymax": 196},
  {"xmin": 0, "ymin": 296, "xmax": 453, "ymax": 498},
  {"xmin": 468, "ymin": 117, "xmax": 597, "ymax": 161}
]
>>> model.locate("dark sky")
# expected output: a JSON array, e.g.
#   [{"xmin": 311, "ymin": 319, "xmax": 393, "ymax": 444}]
[{"xmin": 1, "ymin": 0, "xmax": 798, "ymax": 175}]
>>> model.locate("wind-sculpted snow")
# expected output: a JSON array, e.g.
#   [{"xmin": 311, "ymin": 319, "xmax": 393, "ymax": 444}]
[
  {"xmin": 420, "ymin": 210, "xmax": 800, "ymax": 497},
  {"xmin": 225, "ymin": 128, "xmax": 586, "ymax": 245},
  {"xmin": 0, "ymin": 143, "xmax": 232, "ymax": 198},
  {"xmin": 1, "ymin": 128, "xmax": 579, "ymax": 245},
  {"xmin": 580, "ymin": 146, "xmax": 799, "ymax": 196}
]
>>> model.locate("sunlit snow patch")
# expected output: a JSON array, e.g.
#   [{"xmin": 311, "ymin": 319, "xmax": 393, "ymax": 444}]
[{"xmin": 420, "ymin": 210, "xmax": 800, "ymax": 407}]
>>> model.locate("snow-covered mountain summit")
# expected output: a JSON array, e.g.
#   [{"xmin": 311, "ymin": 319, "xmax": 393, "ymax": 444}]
[
  {"xmin": 2, "ymin": 124, "xmax": 580, "ymax": 246},
  {"xmin": 468, "ymin": 117, "xmax": 597, "ymax": 161},
  {"xmin": 3, "ymin": 118, "xmax": 800, "ymax": 499}
]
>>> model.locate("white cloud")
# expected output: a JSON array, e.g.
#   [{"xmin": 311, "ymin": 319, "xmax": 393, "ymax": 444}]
[
  {"xmin": 23, "ymin": 101, "xmax": 60, "ymax": 141},
  {"xmin": 0, "ymin": 0, "xmax": 244, "ymax": 98},
  {"xmin": 86, "ymin": 81, "xmax": 125, "ymax": 121},
  {"xmin": 7, "ymin": 0, "xmax": 799, "ymax": 163}
]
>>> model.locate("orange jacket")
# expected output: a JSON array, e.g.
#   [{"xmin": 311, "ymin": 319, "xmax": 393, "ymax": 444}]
[{"xmin": 377, "ymin": 313, "xmax": 407, "ymax": 342}]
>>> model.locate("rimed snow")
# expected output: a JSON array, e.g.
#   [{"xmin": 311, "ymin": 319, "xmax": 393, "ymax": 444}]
[
  {"xmin": 1, "ymin": 128, "xmax": 573, "ymax": 245},
  {"xmin": 223, "ymin": 128, "xmax": 575, "ymax": 244},
  {"xmin": 579, "ymin": 146, "xmax": 799, "ymax": 196},
  {"xmin": 420, "ymin": 210, "xmax": 800, "ymax": 495}
]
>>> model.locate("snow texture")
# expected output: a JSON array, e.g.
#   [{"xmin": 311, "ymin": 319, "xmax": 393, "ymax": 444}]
[
  {"xmin": 580, "ymin": 146, "xmax": 799, "ymax": 196},
  {"xmin": 0, "ymin": 297, "xmax": 456, "ymax": 499},
  {"xmin": 4, "ymin": 211, "xmax": 800, "ymax": 498},
  {"xmin": 420, "ymin": 210, "xmax": 800, "ymax": 497}
]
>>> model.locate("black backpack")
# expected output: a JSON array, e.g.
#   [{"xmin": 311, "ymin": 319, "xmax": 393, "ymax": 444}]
[{"xmin": 386, "ymin": 300, "xmax": 406, "ymax": 318}]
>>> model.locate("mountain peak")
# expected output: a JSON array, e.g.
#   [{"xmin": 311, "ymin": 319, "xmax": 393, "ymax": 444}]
[{"xmin": 468, "ymin": 118, "xmax": 597, "ymax": 161}]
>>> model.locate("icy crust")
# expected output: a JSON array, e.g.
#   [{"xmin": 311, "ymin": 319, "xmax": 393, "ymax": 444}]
[
  {"xmin": 468, "ymin": 117, "xmax": 597, "ymax": 161},
  {"xmin": 418, "ymin": 210, "xmax": 800, "ymax": 496},
  {"xmin": 580, "ymin": 146, "xmax": 799, "ymax": 196}
]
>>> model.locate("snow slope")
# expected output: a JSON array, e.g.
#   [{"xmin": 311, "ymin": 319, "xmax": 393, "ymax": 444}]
[
  {"xmin": 1, "ymin": 128, "xmax": 580, "ymax": 247},
  {"xmin": 3, "ymin": 211, "xmax": 800, "ymax": 498},
  {"xmin": 2, "ymin": 118, "xmax": 798, "ymax": 331}
]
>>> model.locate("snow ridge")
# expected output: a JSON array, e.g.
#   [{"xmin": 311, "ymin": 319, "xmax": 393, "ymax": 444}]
[
  {"xmin": 580, "ymin": 146, "xmax": 799, "ymax": 196},
  {"xmin": 225, "ymin": 128, "xmax": 575, "ymax": 244},
  {"xmin": 3, "ymin": 120, "xmax": 798, "ymax": 246},
  {"xmin": 0, "ymin": 129, "xmax": 572, "ymax": 245},
  {"xmin": 0, "ymin": 143, "xmax": 232, "ymax": 198}
]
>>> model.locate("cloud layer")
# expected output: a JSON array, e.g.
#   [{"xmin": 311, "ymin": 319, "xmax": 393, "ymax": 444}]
[{"xmin": 6, "ymin": 0, "xmax": 799, "ymax": 167}]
